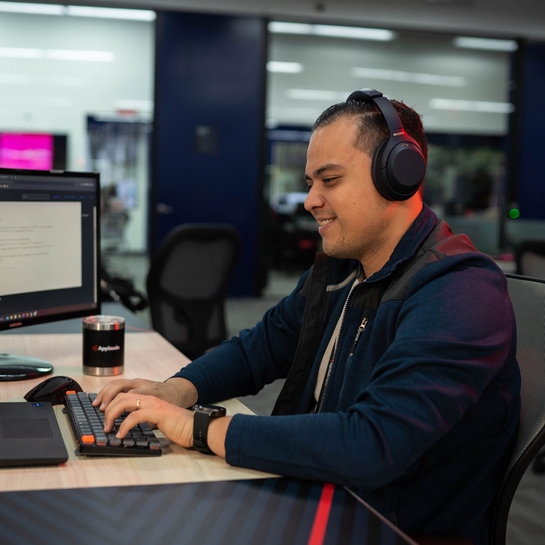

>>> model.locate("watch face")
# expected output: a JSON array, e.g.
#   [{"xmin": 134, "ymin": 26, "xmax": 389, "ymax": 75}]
[{"xmin": 194, "ymin": 404, "xmax": 226, "ymax": 417}]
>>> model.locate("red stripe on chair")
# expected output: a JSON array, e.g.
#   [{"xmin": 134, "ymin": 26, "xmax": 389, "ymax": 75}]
[{"xmin": 307, "ymin": 483, "xmax": 335, "ymax": 545}]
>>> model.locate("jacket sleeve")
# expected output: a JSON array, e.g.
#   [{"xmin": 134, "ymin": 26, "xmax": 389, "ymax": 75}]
[
  {"xmin": 223, "ymin": 259, "xmax": 520, "ymax": 491},
  {"xmin": 171, "ymin": 271, "xmax": 309, "ymax": 403}
]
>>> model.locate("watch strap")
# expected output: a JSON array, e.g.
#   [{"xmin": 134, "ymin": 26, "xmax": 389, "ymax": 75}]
[
  {"xmin": 193, "ymin": 405, "xmax": 226, "ymax": 455},
  {"xmin": 193, "ymin": 409, "xmax": 214, "ymax": 454}
]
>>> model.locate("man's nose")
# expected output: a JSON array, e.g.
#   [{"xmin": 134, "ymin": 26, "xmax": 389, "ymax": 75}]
[{"xmin": 305, "ymin": 186, "xmax": 324, "ymax": 211}]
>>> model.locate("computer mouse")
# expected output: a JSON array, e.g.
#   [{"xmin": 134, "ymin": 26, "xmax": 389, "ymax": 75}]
[{"xmin": 24, "ymin": 376, "xmax": 83, "ymax": 405}]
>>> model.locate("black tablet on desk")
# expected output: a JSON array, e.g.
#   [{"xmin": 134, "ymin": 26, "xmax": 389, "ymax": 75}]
[{"xmin": 0, "ymin": 401, "xmax": 68, "ymax": 467}]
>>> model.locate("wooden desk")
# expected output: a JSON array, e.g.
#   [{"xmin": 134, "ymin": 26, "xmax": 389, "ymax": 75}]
[
  {"xmin": 0, "ymin": 331, "xmax": 273, "ymax": 492},
  {"xmin": 0, "ymin": 329, "xmax": 417, "ymax": 545}
]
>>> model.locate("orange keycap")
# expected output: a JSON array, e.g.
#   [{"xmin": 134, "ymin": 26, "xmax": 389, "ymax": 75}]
[{"xmin": 81, "ymin": 435, "xmax": 95, "ymax": 444}]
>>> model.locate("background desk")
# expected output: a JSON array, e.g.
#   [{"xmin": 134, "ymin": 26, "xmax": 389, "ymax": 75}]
[{"xmin": 0, "ymin": 315, "xmax": 416, "ymax": 545}]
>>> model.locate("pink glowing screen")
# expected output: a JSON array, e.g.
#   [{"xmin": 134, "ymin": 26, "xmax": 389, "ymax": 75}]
[{"xmin": 0, "ymin": 133, "xmax": 54, "ymax": 170}]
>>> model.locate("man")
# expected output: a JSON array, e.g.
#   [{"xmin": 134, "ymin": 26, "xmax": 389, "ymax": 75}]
[{"xmin": 95, "ymin": 90, "xmax": 520, "ymax": 545}]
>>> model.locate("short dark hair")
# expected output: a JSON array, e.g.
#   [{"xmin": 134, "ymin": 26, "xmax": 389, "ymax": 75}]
[{"xmin": 312, "ymin": 98, "xmax": 428, "ymax": 161}]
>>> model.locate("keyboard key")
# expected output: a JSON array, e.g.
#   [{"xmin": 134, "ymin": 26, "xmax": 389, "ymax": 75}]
[{"xmin": 64, "ymin": 392, "xmax": 162, "ymax": 457}]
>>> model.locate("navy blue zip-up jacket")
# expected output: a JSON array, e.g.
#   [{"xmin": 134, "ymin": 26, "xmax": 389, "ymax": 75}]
[{"xmin": 174, "ymin": 205, "xmax": 520, "ymax": 545}]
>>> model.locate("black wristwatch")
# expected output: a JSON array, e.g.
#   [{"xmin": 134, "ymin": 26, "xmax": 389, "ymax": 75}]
[{"xmin": 193, "ymin": 404, "xmax": 227, "ymax": 455}]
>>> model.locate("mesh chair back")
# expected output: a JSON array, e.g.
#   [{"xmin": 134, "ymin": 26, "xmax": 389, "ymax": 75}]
[
  {"xmin": 147, "ymin": 224, "xmax": 240, "ymax": 360},
  {"xmin": 490, "ymin": 274, "xmax": 545, "ymax": 545}
]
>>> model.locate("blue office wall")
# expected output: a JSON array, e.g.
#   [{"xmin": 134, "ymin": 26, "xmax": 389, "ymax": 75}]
[
  {"xmin": 152, "ymin": 11, "xmax": 267, "ymax": 296},
  {"xmin": 516, "ymin": 42, "xmax": 545, "ymax": 220}
]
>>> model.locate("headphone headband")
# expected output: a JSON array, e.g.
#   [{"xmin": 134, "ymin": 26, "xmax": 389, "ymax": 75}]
[{"xmin": 346, "ymin": 88, "xmax": 426, "ymax": 201}]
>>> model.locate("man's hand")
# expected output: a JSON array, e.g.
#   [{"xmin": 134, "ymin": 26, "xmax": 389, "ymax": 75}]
[
  {"xmin": 103, "ymin": 392, "xmax": 195, "ymax": 448},
  {"xmin": 92, "ymin": 377, "xmax": 198, "ymax": 411},
  {"xmin": 101, "ymin": 391, "xmax": 231, "ymax": 457}
]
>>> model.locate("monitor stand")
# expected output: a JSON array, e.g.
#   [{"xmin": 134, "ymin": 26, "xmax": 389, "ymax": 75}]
[{"xmin": 0, "ymin": 354, "xmax": 54, "ymax": 381}]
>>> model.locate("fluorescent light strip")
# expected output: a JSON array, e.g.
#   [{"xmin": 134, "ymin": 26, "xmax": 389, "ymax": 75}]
[
  {"xmin": 286, "ymin": 88, "xmax": 349, "ymax": 101},
  {"xmin": 0, "ymin": 47, "xmax": 114, "ymax": 61},
  {"xmin": 0, "ymin": 47, "xmax": 42, "ymax": 58},
  {"xmin": 47, "ymin": 49, "xmax": 114, "ymax": 62},
  {"xmin": 268, "ymin": 21, "xmax": 395, "ymax": 41},
  {"xmin": 268, "ymin": 22, "xmax": 313, "ymax": 34},
  {"xmin": 0, "ymin": 1, "xmax": 155, "ymax": 20},
  {"xmin": 430, "ymin": 98, "xmax": 514, "ymax": 114},
  {"xmin": 453, "ymin": 36, "xmax": 518, "ymax": 52},
  {"xmin": 65, "ymin": 6, "xmax": 156, "ymax": 21},
  {"xmin": 267, "ymin": 61, "xmax": 303, "ymax": 73},
  {"xmin": 313, "ymin": 24, "xmax": 395, "ymax": 41},
  {"xmin": 351, "ymin": 67, "xmax": 466, "ymax": 87},
  {"xmin": 0, "ymin": 2, "xmax": 63, "ymax": 15}
]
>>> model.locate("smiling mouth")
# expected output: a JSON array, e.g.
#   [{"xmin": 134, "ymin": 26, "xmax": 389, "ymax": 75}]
[{"xmin": 317, "ymin": 218, "xmax": 335, "ymax": 227}]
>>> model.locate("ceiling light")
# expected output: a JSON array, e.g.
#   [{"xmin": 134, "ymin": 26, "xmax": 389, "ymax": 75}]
[
  {"xmin": 268, "ymin": 21, "xmax": 395, "ymax": 41},
  {"xmin": 453, "ymin": 37, "xmax": 518, "ymax": 52},
  {"xmin": 286, "ymin": 89, "xmax": 349, "ymax": 101},
  {"xmin": 65, "ymin": 6, "xmax": 156, "ymax": 21},
  {"xmin": 267, "ymin": 61, "xmax": 303, "ymax": 73},
  {"xmin": 46, "ymin": 50, "xmax": 115, "ymax": 62},
  {"xmin": 351, "ymin": 67, "xmax": 466, "ymax": 87},
  {"xmin": 268, "ymin": 22, "xmax": 313, "ymax": 34},
  {"xmin": 0, "ymin": 2, "xmax": 63, "ymax": 15},
  {"xmin": 313, "ymin": 25, "xmax": 395, "ymax": 41},
  {"xmin": 0, "ymin": 1, "xmax": 155, "ymax": 20},
  {"xmin": 0, "ymin": 47, "xmax": 43, "ymax": 59},
  {"xmin": 429, "ymin": 98, "xmax": 514, "ymax": 113}
]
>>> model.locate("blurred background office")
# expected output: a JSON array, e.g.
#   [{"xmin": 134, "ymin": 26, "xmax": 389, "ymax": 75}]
[
  {"xmin": 2, "ymin": 0, "xmax": 545, "ymax": 349},
  {"xmin": 3, "ymin": 0, "xmax": 545, "ymax": 356},
  {"xmin": 1, "ymin": 1, "xmax": 545, "ymax": 542},
  {"xmin": 0, "ymin": 0, "xmax": 543, "ymax": 285},
  {"xmin": 2, "ymin": 0, "xmax": 545, "ymax": 300}
]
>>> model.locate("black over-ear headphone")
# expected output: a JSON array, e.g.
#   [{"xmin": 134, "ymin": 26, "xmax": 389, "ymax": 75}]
[{"xmin": 346, "ymin": 88, "xmax": 426, "ymax": 201}]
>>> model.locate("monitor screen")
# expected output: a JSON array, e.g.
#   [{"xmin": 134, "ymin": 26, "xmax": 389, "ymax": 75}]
[
  {"xmin": 0, "ymin": 168, "xmax": 101, "ymax": 332},
  {"xmin": 0, "ymin": 133, "xmax": 68, "ymax": 171},
  {"xmin": 0, "ymin": 133, "xmax": 53, "ymax": 170}
]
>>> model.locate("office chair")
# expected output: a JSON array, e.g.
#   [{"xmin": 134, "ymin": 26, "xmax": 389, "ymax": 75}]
[
  {"xmin": 146, "ymin": 223, "xmax": 241, "ymax": 360},
  {"xmin": 411, "ymin": 274, "xmax": 545, "ymax": 545},
  {"xmin": 512, "ymin": 243, "xmax": 545, "ymax": 475},
  {"xmin": 514, "ymin": 239, "xmax": 545, "ymax": 279},
  {"xmin": 488, "ymin": 274, "xmax": 545, "ymax": 545}
]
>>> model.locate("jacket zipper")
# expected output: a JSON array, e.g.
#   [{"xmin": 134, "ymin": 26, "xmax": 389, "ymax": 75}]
[
  {"xmin": 316, "ymin": 285, "xmax": 359, "ymax": 413},
  {"xmin": 349, "ymin": 317, "xmax": 368, "ymax": 357}
]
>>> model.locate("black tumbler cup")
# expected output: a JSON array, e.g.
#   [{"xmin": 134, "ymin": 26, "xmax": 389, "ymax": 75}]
[{"xmin": 82, "ymin": 315, "xmax": 125, "ymax": 376}]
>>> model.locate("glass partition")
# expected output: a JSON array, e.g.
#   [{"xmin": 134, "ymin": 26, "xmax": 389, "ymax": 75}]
[{"xmin": 266, "ymin": 24, "xmax": 514, "ymax": 261}]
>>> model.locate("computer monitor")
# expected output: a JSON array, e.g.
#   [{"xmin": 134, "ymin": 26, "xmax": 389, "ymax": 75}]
[
  {"xmin": 0, "ymin": 168, "xmax": 101, "ymax": 380},
  {"xmin": 0, "ymin": 132, "xmax": 68, "ymax": 170}
]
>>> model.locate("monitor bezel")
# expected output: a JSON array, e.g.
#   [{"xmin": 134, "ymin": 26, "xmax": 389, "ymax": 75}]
[{"xmin": 0, "ymin": 167, "xmax": 101, "ymax": 332}]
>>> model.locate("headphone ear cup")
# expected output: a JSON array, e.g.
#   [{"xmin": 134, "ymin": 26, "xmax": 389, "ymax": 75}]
[
  {"xmin": 372, "ymin": 140, "xmax": 391, "ymax": 200},
  {"xmin": 373, "ymin": 140, "xmax": 426, "ymax": 201}
]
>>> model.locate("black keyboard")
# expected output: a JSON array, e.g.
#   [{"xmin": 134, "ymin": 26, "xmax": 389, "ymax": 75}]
[{"xmin": 63, "ymin": 392, "xmax": 162, "ymax": 457}]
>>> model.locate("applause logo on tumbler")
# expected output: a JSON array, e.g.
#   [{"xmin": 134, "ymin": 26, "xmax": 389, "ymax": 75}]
[{"xmin": 91, "ymin": 344, "xmax": 121, "ymax": 353}]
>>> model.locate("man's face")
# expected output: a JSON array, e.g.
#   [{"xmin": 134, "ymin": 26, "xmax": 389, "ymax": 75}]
[{"xmin": 304, "ymin": 116, "xmax": 400, "ymax": 264}]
